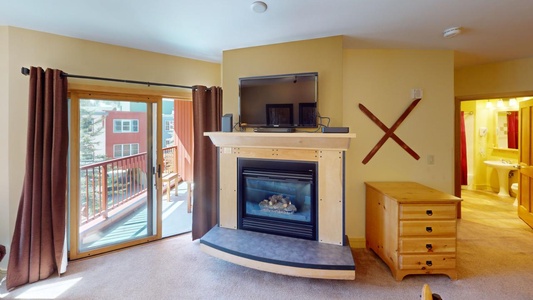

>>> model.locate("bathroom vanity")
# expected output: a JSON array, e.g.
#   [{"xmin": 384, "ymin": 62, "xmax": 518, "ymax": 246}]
[
  {"xmin": 484, "ymin": 160, "xmax": 519, "ymax": 197},
  {"xmin": 365, "ymin": 182, "xmax": 462, "ymax": 281}
]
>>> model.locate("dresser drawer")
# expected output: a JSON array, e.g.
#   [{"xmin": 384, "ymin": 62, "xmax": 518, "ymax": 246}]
[
  {"xmin": 399, "ymin": 237, "xmax": 456, "ymax": 253},
  {"xmin": 400, "ymin": 220, "xmax": 456, "ymax": 236},
  {"xmin": 399, "ymin": 254, "xmax": 456, "ymax": 270},
  {"xmin": 399, "ymin": 204, "xmax": 456, "ymax": 220}
]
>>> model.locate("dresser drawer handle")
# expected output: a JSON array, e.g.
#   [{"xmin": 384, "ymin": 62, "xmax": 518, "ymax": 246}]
[
  {"xmin": 426, "ymin": 244, "xmax": 433, "ymax": 251},
  {"xmin": 426, "ymin": 209, "xmax": 433, "ymax": 216},
  {"xmin": 426, "ymin": 226, "xmax": 433, "ymax": 233},
  {"xmin": 426, "ymin": 261, "xmax": 433, "ymax": 267}
]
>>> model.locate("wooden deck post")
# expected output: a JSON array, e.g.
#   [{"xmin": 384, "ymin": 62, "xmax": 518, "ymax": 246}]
[{"xmin": 101, "ymin": 164, "xmax": 108, "ymax": 219}]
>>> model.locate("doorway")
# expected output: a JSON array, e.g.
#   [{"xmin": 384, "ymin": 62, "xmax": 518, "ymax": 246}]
[
  {"xmin": 68, "ymin": 87, "xmax": 195, "ymax": 259},
  {"xmin": 69, "ymin": 93, "xmax": 161, "ymax": 259},
  {"xmin": 455, "ymin": 95, "xmax": 532, "ymax": 219},
  {"xmin": 161, "ymin": 98, "xmax": 193, "ymax": 238}
]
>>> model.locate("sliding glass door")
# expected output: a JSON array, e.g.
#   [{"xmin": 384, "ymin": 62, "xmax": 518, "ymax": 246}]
[{"xmin": 69, "ymin": 92, "xmax": 162, "ymax": 259}]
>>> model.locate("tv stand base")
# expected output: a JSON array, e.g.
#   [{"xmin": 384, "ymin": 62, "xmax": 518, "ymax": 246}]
[{"xmin": 253, "ymin": 127, "xmax": 295, "ymax": 133}]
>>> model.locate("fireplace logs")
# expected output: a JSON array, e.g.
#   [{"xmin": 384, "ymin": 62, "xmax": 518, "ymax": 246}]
[
  {"xmin": 238, "ymin": 157, "xmax": 317, "ymax": 240},
  {"xmin": 258, "ymin": 194, "xmax": 297, "ymax": 214}
]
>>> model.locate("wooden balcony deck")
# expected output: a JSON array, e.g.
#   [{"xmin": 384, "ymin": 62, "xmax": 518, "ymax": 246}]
[{"xmin": 80, "ymin": 181, "xmax": 192, "ymax": 251}]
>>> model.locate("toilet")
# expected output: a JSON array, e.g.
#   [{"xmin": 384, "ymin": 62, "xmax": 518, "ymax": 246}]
[{"xmin": 511, "ymin": 183, "xmax": 519, "ymax": 207}]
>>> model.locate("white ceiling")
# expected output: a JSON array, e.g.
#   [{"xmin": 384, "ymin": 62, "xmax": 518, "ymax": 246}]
[{"xmin": 1, "ymin": 0, "xmax": 533, "ymax": 68}]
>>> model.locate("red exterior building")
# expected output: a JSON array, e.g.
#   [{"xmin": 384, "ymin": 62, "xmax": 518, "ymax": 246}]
[{"xmin": 105, "ymin": 110, "xmax": 147, "ymax": 158}]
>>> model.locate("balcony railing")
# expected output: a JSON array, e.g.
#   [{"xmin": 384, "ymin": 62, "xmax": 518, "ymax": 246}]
[{"xmin": 79, "ymin": 145, "xmax": 177, "ymax": 226}]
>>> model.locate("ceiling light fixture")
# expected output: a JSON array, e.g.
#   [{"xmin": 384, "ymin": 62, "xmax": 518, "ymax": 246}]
[
  {"xmin": 443, "ymin": 27, "xmax": 462, "ymax": 38},
  {"xmin": 251, "ymin": 1, "xmax": 268, "ymax": 13}
]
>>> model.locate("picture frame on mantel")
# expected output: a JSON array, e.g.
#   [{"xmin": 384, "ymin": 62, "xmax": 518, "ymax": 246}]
[
  {"xmin": 299, "ymin": 102, "xmax": 317, "ymax": 126},
  {"xmin": 266, "ymin": 103, "xmax": 293, "ymax": 126}
]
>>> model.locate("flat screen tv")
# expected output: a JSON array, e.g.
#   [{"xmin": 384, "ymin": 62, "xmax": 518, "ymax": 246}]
[{"xmin": 239, "ymin": 72, "xmax": 318, "ymax": 128}]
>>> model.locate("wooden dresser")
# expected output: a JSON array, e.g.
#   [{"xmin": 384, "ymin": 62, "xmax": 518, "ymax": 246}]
[{"xmin": 365, "ymin": 182, "xmax": 462, "ymax": 281}]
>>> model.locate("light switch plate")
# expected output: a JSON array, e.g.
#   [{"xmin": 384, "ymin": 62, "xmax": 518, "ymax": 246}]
[{"xmin": 411, "ymin": 88, "xmax": 423, "ymax": 99}]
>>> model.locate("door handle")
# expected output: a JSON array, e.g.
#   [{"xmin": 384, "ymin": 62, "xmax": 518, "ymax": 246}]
[
  {"xmin": 157, "ymin": 164, "xmax": 162, "ymax": 178},
  {"xmin": 426, "ymin": 226, "xmax": 433, "ymax": 233},
  {"xmin": 426, "ymin": 209, "xmax": 433, "ymax": 216}
]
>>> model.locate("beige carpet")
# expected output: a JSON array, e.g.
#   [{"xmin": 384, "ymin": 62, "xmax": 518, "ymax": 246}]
[{"xmin": 1, "ymin": 189, "xmax": 533, "ymax": 299}]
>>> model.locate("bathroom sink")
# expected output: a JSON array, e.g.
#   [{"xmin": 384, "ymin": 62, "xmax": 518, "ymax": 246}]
[
  {"xmin": 484, "ymin": 160, "xmax": 519, "ymax": 196},
  {"xmin": 483, "ymin": 160, "xmax": 519, "ymax": 170}
]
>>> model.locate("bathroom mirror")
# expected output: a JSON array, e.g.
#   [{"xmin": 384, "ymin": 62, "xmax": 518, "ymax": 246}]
[{"xmin": 495, "ymin": 109, "xmax": 518, "ymax": 149}]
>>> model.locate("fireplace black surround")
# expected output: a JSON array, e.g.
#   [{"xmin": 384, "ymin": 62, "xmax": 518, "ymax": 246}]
[{"xmin": 237, "ymin": 158, "xmax": 318, "ymax": 240}]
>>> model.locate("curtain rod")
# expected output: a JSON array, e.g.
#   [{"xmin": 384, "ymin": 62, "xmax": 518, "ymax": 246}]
[{"xmin": 20, "ymin": 67, "xmax": 194, "ymax": 90}]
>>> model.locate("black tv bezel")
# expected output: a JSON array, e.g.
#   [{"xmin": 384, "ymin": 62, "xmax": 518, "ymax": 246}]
[{"xmin": 238, "ymin": 72, "xmax": 318, "ymax": 129}]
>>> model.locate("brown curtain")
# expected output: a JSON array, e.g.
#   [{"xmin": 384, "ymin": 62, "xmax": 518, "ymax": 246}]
[
  {"xmin": 7, "ymin": 67, "xmax": 69, "ymax": 290},
  {"xmin": 507, "ymin": 111, "xmax": 518, "ymax": 149},
  {"xmin": 191, "ymin": 86, "xmax": 222, "ymax": 240}
]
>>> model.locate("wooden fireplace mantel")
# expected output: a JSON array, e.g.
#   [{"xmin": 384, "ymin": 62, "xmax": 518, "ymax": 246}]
[
  {"xmin": 202, "ymin": 131, "xmax": 356, "ymax": 280},
  {"xmin": 204, "ymin": 132, "xmax": 356, "ymax": 150}
]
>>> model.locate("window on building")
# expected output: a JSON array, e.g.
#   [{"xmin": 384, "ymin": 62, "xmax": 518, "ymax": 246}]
[
  {"xmin": 114, "ymin": 119, "xmax": 139, "ymax": 133},
  {"xmin": 113, "ymin": 143, "xmax": 140, "ymax": 158},
  {"xmin": 165, "ymin": 120, "xmax": 174, "ymax": 131}
]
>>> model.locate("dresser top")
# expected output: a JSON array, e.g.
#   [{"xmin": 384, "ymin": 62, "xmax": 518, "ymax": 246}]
[{"xmin": 365, "ymin": 182, "xmax": 462, "ymax": 203}]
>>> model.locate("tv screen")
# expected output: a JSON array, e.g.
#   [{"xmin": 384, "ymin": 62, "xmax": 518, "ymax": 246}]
[{"xmin": 239, "ymin": 72, "xmax": 318, "ymax": 128}]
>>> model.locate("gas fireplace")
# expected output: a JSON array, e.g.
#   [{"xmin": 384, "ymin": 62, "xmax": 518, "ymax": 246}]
[
  {"xmin": 237, "ymin": 158, "xmax": 317, "ymax": 240},
  {"xmin": 201, "ymin": 132, "xmax": 356, "ymax": 280}
]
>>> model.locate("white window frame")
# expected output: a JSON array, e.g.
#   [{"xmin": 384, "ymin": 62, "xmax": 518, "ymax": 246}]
[
  {"xmin": 165, "ymin": 120, "xmax": 174, "ymax": 131},
  {"xmin": 113, "ymin": 119, "xmax": 139, "ymax": 133},
  {"xmin": 113, "ymin": 143, "xmax": 140, "ymax": 158}
]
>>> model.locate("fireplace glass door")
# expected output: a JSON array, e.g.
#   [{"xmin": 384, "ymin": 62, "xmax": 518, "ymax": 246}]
[{"xmin": 238, "ymin": 158, "xmax": 317, "ymax": 240}]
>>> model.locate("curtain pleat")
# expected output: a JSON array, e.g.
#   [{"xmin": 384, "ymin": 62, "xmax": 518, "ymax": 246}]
[
  {"xmin": 191, "ymin": 86, "xmax": 222, "ymax": 240},
  {"xmin": 7, "ymin": 67, "xmax": 68, "ymax": 290},
  {"xmin": 507, "ymin": 111, "xmax": 518, "ymax": 149}
]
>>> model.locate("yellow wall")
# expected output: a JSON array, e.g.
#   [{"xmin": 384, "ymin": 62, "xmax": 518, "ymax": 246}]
[
  {"xmin": 222, "ymin": 36, "xmax": 344, "ymax": 126},
  {"xmin": 343, "ymin": 49, "xmax": 454, "ymax": 240},
  {"xmin": 0, "ymin": 26, "xmax": 221, "ymax": 270},
  {"xmin": 455, "ymin": 57, "xmax": 533, "ymax": 96},
  {"xmin": 223, "ymin": 39, "xmax": 455, "ymax": 243},
  {"xmin": 0, "ymin": 28, "xmax": 460, "ymax": 260},
  {"xmin": 0, "ymin": 27, "xmax": 9, "ymax": 268}
]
